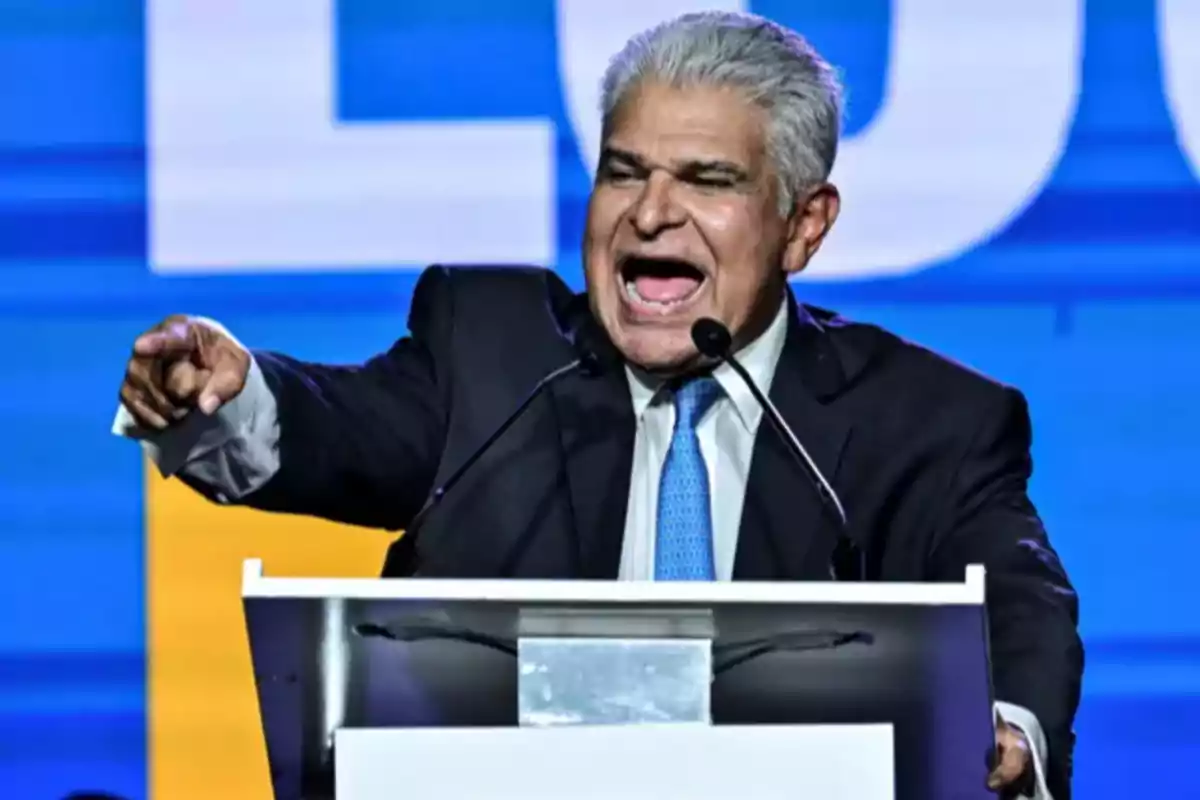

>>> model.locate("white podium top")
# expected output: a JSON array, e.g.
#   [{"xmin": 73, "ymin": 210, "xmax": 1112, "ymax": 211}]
[{"xmin": 241, "ymin": 559, "xmax": 985, "ymax": 606}]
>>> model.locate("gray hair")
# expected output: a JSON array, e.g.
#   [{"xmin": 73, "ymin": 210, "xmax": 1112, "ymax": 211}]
[{"xmin": 600, "ymin": 11, "xmax": 843, "ymax": 215}]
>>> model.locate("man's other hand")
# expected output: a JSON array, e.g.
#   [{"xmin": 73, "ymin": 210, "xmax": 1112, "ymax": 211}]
[
  {"xmin": 988, "ymin": 719, "xmax": 1034, "ymax": 796},
  {"xmin": 119, "ymin": 315, "xmax": 250, "ymax": 429}
]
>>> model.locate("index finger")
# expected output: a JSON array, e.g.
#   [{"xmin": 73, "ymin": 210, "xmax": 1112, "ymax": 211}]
[{"xmin": 133, "ymin": 324, "xmax": 195, "ymax": 358}]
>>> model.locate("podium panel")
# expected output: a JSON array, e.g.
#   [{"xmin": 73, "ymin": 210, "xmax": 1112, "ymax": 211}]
[
  {"xmin": 244, "ymin": 560, "xmax": 993, "ymax": 800},
  {"xmin": 335, "ymin": 723, "xmax": 895, "ymax": 799}
]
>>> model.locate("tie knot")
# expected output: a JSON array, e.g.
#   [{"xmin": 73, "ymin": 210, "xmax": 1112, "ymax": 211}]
[{"xmin": 672, "ymin": 375, "xmax": 722, "ymax": 429}]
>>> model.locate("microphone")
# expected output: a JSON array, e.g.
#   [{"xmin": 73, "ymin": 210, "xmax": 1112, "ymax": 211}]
[
  {"xmin": 402, "ymin": 296, "xmax": 616, "ymax": 546},
  {"xmin": 691, "ymin": 317, "xmax": 865, "ymax": 581}
]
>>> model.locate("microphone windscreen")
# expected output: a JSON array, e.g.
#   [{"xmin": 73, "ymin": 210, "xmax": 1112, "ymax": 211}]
[{"xmin": 691, "ymin": 318, "xmax": 733, "ymax": 358}]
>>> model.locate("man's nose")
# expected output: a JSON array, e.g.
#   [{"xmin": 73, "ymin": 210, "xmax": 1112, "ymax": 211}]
[{"xmin": 631, "ymin": 172, "xmax": 686, "ymax": 237}]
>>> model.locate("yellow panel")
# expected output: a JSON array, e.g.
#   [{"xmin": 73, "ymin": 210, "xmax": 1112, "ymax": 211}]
[{"xmin": 146, "ymin": 463, "xmax": 389, "ymax": 799}]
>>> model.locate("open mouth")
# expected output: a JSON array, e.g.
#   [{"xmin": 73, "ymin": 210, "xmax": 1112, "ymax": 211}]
[{"xmin": 619, "ymin": 256, "xmax": 708, "ymax": 315}]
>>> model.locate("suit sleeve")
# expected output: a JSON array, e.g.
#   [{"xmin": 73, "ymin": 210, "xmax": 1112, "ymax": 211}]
[
  {"xmin": 182, "ymin": 266, "xmax": 455, "ymax": 531},
  {"xmin": 929, "ymin": 388, "xmax": 1084, "ymax": 800}
]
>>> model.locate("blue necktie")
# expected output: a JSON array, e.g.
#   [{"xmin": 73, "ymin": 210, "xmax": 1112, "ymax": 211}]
[{"xmin": 655, "ymin": 376, "xmax": 723, "ymax": 581}]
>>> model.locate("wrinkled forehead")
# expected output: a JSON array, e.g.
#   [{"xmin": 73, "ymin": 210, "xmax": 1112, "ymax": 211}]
[{"xmin": 602, "ymin": 80, "xmax": 771, "ymax": 174}]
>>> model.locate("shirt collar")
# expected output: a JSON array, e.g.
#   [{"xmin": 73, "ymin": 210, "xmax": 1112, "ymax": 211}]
[{"xmin": 625, "ymin": 296, "xmax": 789, "ymax": 432}]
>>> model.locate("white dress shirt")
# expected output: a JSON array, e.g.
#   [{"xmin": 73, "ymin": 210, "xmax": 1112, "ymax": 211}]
[
  {"xmin": 618, "ymin": 297, "xmax": 788, "ymax": 582},
  {"xmin": 112, "ymin": 304, "xmax": 1053, "ymax": 799}
]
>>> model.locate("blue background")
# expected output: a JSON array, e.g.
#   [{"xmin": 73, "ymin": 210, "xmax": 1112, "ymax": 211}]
[{"xmin": 1, "ymin": 0, "xmax": 1197, "ymax": 797}]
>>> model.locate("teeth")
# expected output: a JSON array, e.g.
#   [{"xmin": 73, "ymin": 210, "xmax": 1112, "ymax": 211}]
[{"xmin": 624, "ymin": 280, "xmax": 702, "ymax": 308}]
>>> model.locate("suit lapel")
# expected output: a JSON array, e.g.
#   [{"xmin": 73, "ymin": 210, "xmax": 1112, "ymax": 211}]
[
  {"xmin": 734, "ymin": 294, "xmax": 855, "ymax": 580},
  {"xmin": 549, "ymin": 348, "xmax": 635, "ymax": 580}
]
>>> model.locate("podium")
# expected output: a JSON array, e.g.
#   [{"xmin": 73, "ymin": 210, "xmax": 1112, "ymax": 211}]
[{"xmin": 243, "ymin": 559, "xmax": 995, "ymax": 799}]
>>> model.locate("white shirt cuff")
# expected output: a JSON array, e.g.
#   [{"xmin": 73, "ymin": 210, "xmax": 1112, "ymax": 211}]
[{"xmin": 994, "ymin": 700, "xmax": 1053, "ymax": 800}]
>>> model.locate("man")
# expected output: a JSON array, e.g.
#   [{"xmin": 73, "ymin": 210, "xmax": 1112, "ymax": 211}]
[{"xmin": 115, "ymin": 11, "xmax": 1081, "ymax": 798}]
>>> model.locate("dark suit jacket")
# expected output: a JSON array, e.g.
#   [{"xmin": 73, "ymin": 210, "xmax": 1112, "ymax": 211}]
[{"xmin": 215, "ymin": 265, "xmax": 1082, "ymax": 796}]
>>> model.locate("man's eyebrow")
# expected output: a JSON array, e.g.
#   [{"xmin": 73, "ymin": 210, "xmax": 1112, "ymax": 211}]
[
  {"xmin": 598, "ymin": 146, "xmax": 645, "ymax": 167},
  {"xmin": 600, "ymin": 147, "xmax": 750, "ymax": 180},
  {"xmin": 680, "ymin": 159, "xmax": 751, "ymax": 180}
]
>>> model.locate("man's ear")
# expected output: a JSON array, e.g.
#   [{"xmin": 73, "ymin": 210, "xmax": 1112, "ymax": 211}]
[{"xmin": 781, "ymin": 183, "xmax": 841, "ymax": 276}]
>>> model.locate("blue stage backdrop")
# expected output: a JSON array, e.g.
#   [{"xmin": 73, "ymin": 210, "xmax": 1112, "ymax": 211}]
[{"xmin": 2, "ymin": 0, "xmax": 1198, "ymax": 797}]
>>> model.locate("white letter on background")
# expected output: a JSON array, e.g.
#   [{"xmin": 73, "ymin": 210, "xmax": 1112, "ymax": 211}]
[
  {"xmin": 147, "ymin": 0, "xmax": 554, "ymax": 272},
  {"xmin": 1159, "ymin": 0, "xmax": 1200, "ymax": 179},
  {"xmin": 557, "ymin": 0, "xmax": 1082, "ymax": 280}
]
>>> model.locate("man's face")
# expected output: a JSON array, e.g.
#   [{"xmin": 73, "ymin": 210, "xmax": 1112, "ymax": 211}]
[{"xmin": 583, "ymin": 80, "xmax": 838, "ymax": 373}]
